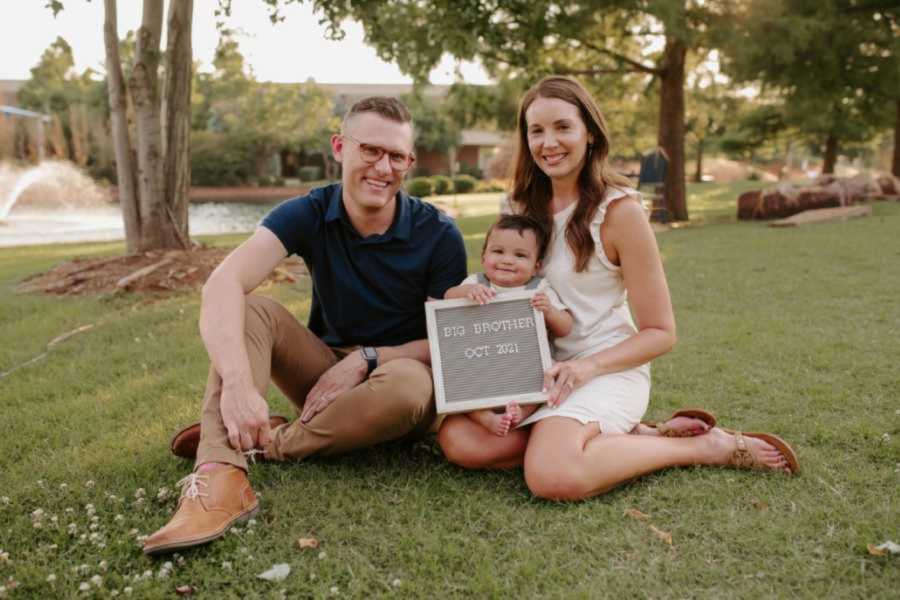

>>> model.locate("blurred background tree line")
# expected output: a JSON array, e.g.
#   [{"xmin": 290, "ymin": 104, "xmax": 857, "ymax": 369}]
[{"xmin": 5, "ymin": 0, "xmax": 898, "ymax": 217}]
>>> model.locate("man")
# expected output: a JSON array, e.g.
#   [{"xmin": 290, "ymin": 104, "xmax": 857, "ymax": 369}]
[{"xmin": 143, "ymin": 97, "xmax": 467, "ymax": 555}]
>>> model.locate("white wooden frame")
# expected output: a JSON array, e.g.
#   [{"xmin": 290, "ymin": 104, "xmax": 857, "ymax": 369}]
[{"xmin": 425, "ymin": 290, "xmax": 552, "ymax": 414}]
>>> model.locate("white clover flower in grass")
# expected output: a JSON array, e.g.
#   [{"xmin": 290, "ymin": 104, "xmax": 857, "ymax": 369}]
[
  {"xmin": 318, "ymin": 551, "xmax": 327, "ymax": 560},
  {"xmin": 31, "ymin": 508, "xmax": 44, "ymax": 519},
  {"xmin": 97, "ymin": 542, "xmax": 106, "ymax": 549},
  {"xmin": 128, "ymin": 528, "xmax": 138, "ymax": 536},
  {"xmin": 59, "ymin": 483, "xmax": 68, "ymax": 490},
  {"xmin": 124, "ymin": 587, "xmax": 133, "ymax": 595},
  {"xmin": 392, "ymin": 579, "xmax": 402, "ymax": 588},
  {"xmin": 90, "ymin": 523, "xmax": 99, "ymax": 531},
  {"xmin": 99, "ymin": 561, "xmax": 108, "ymax": 571},
  {"xmin": 47, "ymin": 574, "xmax": 57, "ymax": 583},
  {"xmin": 114, "ymin": 514, "xmax": 124, "ymax": 522},
  {"xmin": 221, "ymin": 561, "xmax": 232, "ymax": 571},
  {"xmin": 90, "ymin": 575, "xmax": 103, "ymax": 588},
  {"xmin": 33, "ymin": 521, "xmax": 43, "ymax": 529},
  {"xmin": 0, "ymin": 551, "xmax": 8, "ymax": 561},
  {"xmin": 134, "ymin": 488, "xmax": 145, "ymax": 499},
  {"xmin": 330, "ymin": 586, "xmax": 339, "ymax": 595},
  {"xmin": 110, "ymin": 591, "xmax": 119, "ymax": 597},
  {"xmin": 79, "ymin": 582, "xmax": 90, "ymax": 592},
  {"xmin": 1, "ymin": 497, "xmax": 8, "ymax": 505},
  {"xmin": 85, "ymin": 480, "xmax": 95, "ymax": 488},
  {"xmin": 65, "ymin": 508, "xmax": 74, "ymax": 513},
  {"xmin": 156, "ymin": 487, "xmax": 170, "ymax": 501}
]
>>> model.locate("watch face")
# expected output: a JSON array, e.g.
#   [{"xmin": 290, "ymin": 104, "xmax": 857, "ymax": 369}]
[{"xmin": 363, "ymin": 347, "xmax": 377, "ymax": 360}]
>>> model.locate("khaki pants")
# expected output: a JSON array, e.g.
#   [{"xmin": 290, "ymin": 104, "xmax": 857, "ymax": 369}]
[{"xmin": 196, "ymin": 295, "xmax": 436, "ymax": 471}]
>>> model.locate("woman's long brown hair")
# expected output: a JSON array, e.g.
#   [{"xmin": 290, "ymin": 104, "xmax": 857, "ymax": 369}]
[{"xmin": 510, "ymin": 76, "xmax": 632, "ymax": 272}]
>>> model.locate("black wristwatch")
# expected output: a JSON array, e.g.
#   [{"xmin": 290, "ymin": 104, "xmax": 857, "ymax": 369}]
[{"xmin": 360, "ymin": 346, "xmax": 378, "ymax": 376}]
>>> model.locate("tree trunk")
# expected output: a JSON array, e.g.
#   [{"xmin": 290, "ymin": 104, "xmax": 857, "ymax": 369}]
[
  {"xmin": 657, "ymin": 36, "xmax": 688, "ymax": 221},
  {"xmin": 130, "ymin": 0, "xmax": 168, "ymax": 251},
  {"xmin": 161, "ymin": 0, "xmax": 193, "ymax": 249},
  {"xmin": 892, "ymin": 99, "xmax": 900, "ymax": 177},
  {"xmin": 104, "ymin": 0, "xmax": 140, "ymax": 254},
  {"xmin": 822, "ymin": 132, "xmax": 838, "ymax": 174},
  {"xmin": 693, "ymin": 138, "xmax": 703, "ymax": 183}
]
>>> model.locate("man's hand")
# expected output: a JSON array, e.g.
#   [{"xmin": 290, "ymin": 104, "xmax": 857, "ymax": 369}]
[
  {"xmin": 300, "ymin": 351, "xmax": 368, "ymax": 423},
  {"xmin": 219, "ymin": 377, "xmax": 272, "ymax": 451}
]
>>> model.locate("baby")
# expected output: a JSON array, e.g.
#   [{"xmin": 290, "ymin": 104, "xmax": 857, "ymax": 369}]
[{"xmin": 444, "ymin": 214, "xmax": 573, "ymax": 436}]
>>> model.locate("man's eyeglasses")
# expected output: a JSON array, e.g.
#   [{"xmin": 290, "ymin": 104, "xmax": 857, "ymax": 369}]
[{"xmin": 342, "ymin": 134, "xmax": 415, "ymax": 172}]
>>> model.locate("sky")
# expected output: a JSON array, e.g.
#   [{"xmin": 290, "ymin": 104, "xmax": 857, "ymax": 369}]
[{"xmin": 0, "ymin": 1, "xmax": 491, "ymax": 85}]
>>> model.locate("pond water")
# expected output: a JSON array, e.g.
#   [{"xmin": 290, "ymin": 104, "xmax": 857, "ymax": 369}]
[{"xmin": 0, "ymin": 202, "xmax": 278, "ymax": 248}]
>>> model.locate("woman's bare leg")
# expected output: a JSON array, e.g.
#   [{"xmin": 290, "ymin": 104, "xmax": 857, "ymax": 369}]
[
  {"xmin": 524, "ymin": 418, "xmax": 791, "ymax": 501},
  {"xmin": 437, "ymin": 413, "xmax": 529, "ymax": 469}
]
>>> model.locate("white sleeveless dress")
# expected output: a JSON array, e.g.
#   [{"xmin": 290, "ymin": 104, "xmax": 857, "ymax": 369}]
[{"xmin": 512, "ymin": 187, "xmax": 651, "ymax": 434}]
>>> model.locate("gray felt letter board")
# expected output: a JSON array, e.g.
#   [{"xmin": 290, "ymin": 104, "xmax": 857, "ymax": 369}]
[{"xmin": 425, "ymin": 290, "xmax": 552, "ymax": 414}]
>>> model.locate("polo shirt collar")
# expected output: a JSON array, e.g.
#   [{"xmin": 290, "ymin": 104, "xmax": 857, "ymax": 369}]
[{"xmin": 326, "ymin": 184, "xmax": 412, "ymax": 242}]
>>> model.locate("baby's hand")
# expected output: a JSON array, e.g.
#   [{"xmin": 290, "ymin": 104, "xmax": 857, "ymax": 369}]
[
  {"xmin": 531, "ymin": 292, "xmax": 551, "ymax": 313},
  {"xmin": 466, "ymin": 284, "xmax": 496, "ymax": 305}
]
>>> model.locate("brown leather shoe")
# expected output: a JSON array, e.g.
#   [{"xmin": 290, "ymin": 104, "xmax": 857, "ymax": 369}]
[
  {"xmin": 143, "ymin": 465, "xmax": 258, "ymax": 555},
  {"xmin": 170, "ymin": 415, "xmax": 288, "ymax": 459}
]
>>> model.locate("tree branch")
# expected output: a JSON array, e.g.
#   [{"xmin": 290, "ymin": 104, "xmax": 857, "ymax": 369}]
[{"xmin": 580, "ymin": 40, "xmax": 663, "ymax": 75}]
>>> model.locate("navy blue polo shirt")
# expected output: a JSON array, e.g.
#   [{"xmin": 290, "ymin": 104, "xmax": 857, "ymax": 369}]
[{"xmin": 261, "ymin": 183, "xmax": 467, "ymax": 347}]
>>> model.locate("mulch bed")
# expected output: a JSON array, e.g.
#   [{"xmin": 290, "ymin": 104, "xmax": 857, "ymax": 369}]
[{"xmin": 16, "ymin": 246, "xmax": 307, "ymax": 296}]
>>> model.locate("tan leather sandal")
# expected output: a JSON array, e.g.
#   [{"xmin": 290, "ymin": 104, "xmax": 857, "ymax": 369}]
[
  {"xmin": 726, "ymin": 429, "xmax": 800, "ymax": 475},
  {"xmin": 645, "ymin": 408, "xmax": 717, "ymax": 437}
]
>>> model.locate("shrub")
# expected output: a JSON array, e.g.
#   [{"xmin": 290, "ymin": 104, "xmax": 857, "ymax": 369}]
[
  {"xmin": 458, "ymin": 163, "xmax": 483, "ymax": 180},
  {"xmin": 431, "ymin": 175, "xmax": 453, "ymax": 195},
  {"xmin": 476, "ymin": 179, "xmax": 507, "ymax": 193},
  {"xmin": 298, "ymin": 166, "xmax": 322, "ymax": 182},
  {"xmin": 191, "ymin": 131, "xmax": 255, "ymax": 186},
  {"xmin": 451, "ymin": 174, "xmax": 477, "ymax": 194},
  {"xmin": 406, "ymin": 177, "xmax": 434, "ymax": 197},
  {"xmin": 273, "ymin": 176, "xmax": 286, "ymax": 187}
]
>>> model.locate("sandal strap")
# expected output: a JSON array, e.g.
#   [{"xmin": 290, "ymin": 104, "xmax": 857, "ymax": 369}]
[{"xmin": 731, "ymin": 431, "xmax": 759, "ymax": 469}]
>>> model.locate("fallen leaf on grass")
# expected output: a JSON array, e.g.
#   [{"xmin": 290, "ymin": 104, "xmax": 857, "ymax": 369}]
[
  {"xmin": 868, "ymin": 541, "xmax": 900, "ymax": 556},
  {"xmin": 258, "ymin": 563, "xmax": 291, "ymax": 582},
  {"xmin": 751, "ymin": 499, "xmax": 769, "ymax": 511},
  {"xmin": 624, "ymin": 508, "xmax": 650, "ymax": 521},
  {"xmin": 297, "ymin": 537, "xmax": 320, "ymax": 550},
  {"xmin": 175, "ymin": 584, "xmax": 194, "ymax": 595},
  {"xmin": 649, "ymin": 525, "xmax": 673, "ymax": 545}
]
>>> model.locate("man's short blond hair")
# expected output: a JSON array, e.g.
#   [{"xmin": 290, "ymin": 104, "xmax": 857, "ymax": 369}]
[{"xmin": 341, "ymin": 96, "xmax": 413, "ymax": 131}]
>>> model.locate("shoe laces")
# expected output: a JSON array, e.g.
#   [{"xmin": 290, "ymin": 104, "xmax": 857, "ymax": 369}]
[
  {"xmin": 176, "ymin": 473, "xmax": 209, "ymax": 500},
  {"xmin": 242, "ymin": 449, "xmax": 265, "ymax": 464}
]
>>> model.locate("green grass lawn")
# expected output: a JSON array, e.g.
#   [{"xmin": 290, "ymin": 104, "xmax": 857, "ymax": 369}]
[{"xmin": 1, "ymin": 188, "xmax": 898, "ymax": 598}]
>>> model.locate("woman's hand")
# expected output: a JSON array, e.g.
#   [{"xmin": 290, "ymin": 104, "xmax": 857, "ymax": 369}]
[{"xmin": 543, "ymin": 358, "xmax": 595, "ymax": 407}]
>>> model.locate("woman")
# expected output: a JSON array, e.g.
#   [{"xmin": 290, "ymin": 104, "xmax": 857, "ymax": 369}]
[{"xmin": 437, "ymin": 76, "xmax": 798, "ymax": 500}]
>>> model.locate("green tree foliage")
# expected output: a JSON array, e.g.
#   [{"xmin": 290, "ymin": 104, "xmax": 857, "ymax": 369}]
[
  {"xmin": 403, "ymin": 94, "xmax": 460, "ymax": 153},
  {"xmin": 717, "ymin": 0, "xmax": 900, "ymax": 174},
  {"xmin": 193, "ymin": 29, "xmax": 338, "ymax": 178},
  {"xmin": 308, "ymin": 0, "xmax": 729, "ymax": 220}
]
